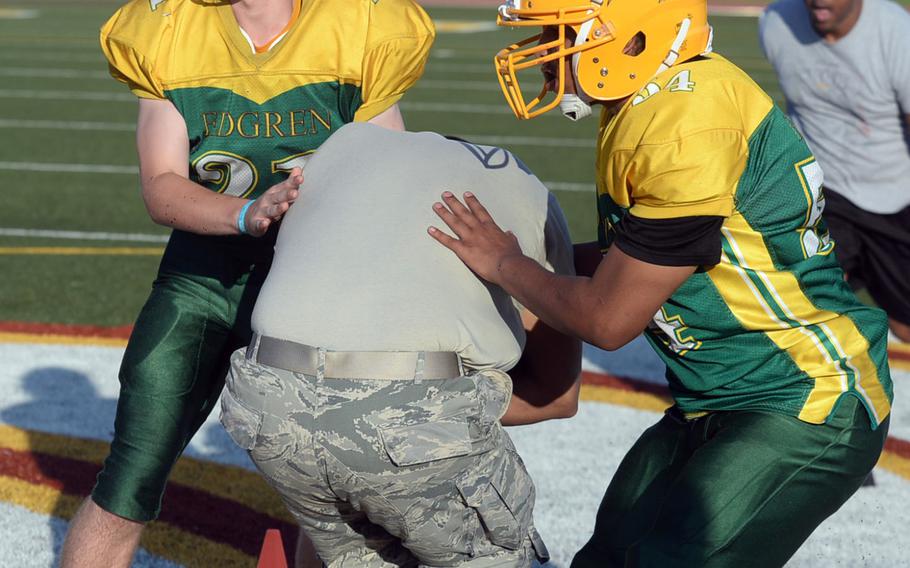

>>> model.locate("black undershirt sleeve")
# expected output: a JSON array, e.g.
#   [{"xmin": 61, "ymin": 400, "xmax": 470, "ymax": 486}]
[{"xmin": 613, "ymin": 214, "xmax": 725, "ymax": 267}]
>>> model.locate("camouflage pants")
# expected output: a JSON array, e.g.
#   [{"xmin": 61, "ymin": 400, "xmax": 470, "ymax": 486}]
[{"xmin": 220, "ymin": 347, "xmax": 549, "ymax": 567}]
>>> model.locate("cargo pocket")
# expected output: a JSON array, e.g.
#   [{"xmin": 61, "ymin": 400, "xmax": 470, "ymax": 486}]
[
  {"xmin": 219, "ymin": 386, "xmax": 263, "ymax": 451},
  {"xmin": 474, "ymin": 368, "xmax": 513, "ymax": 424},
  {"xmin": 456, "ymin": 450, "xmax": 535, "ymax": 551},
  {"xmin": 379, "ymin": 415, "xmax": 474, "ymax": 467}
]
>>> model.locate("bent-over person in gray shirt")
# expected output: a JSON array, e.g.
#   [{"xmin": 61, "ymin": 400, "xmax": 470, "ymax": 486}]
[
  {"xmin": 220, "ymin": 123, "xmax": 581, "ymax": 567},
  {"xmin": 761, "ymin": 0, "xmax": 910, "ymax": 341}
]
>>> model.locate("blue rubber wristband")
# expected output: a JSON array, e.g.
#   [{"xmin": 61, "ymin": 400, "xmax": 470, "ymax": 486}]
[{"xmin": 237, "ymin": 200, "xmax": 254, "ymax": 235}]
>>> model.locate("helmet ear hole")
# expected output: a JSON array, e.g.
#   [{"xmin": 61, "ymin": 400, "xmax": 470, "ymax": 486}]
[{"xmin": 623, "ymin": 32, "xmax": 646, "ymax": 56}]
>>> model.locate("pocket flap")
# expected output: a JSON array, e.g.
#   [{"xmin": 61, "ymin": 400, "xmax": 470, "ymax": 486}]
[
  {"xmin": 379, "ymin": 417, "xmax": 472, "ymax": 467},
  {"xmin": 456, "ymin": 476, "xmax": 522, "ymax": 550},
  {"xmin": 219, "ymin": 387, "xmax": 263, "ymax": 450}
]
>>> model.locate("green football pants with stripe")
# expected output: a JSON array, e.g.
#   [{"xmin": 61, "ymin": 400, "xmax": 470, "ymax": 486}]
[
  {"xmin": 571, "ymin": 394, "xmax": 888, "ymax": 568},
  {"xmin": 91, "ymin": 231, "xmax": 272, "ymax": 522}
]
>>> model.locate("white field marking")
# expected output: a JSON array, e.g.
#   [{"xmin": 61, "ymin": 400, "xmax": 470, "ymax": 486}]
[
  {"xmin": 0, "ymin": 162, "xmax": 137, "ymax": 175},
  {"xmin": 0, "ymin": 8, "xmax": 38, "ymax": 19},
  {"xmin": 434, "ymin": 20, "xmax": 499, "ymax": 34},
  {"xmin": 0, "ymin": 118, "xmax": 134, "ymax": 131},
  {"xmin": 424, "ymin": 5, "xmax": 767, "ymax": 17},
  {"xmin": 432, "ymin": 49, "xmax": 458, "ymax": 59},
  {"xmin": 543, "ymin": 182, "xmax": 592, "ymax": 193},
  {"xmin": 0, "ymin": 38, "xmax": 98, "ymax": 50},
  {"xmin": 0, "ymin": 52, "xmax": 102, "ymax": 63},
  {"xmin": 0, "ymin": 228, "xmax": 168, "ymax": 243},
  {"xmin": 0, "ymin": 165, "xmax": 591, "ymax": 195},
  {"xmin": 424, "ymin": 62, "xmax": 495, "ymax": 74},
  {"xmin": 0, "ymin": 68, "xmax": 504, "ymax": 92},
  {"xmin": 417, "ymin": 79, "xmax": 502, "ymax": 92},
  {"xmin": 400, "ymin": 101, "xmax": 517, "ymax": 115},
  {"xmin": 0, "ymin": 90, "xmax": 536, "ymax": 118},
  {"xmin": 708, "ymin": 5, "xmax": 764, "ymax": 17},
  {"xmin": 0, "ymin": 89, "xmax": 133, "ymax": 102},
  {"xmin": 0, "ymin": 67, "xmax": 109, "ymax": 80},
  {"xmin": 450, "ymin": 133, "xmax": 594, "ymax": 148},
  {"xmin": 0, "ymin": 113, "xmax": 588, "ymax": 146},
  {"xmin": 0, "ymin": 117, "xmax": 592, "ymax": 150},
  {"xmin": 401, "ymin": 100, "xmax": 564, "ymax": 118}
]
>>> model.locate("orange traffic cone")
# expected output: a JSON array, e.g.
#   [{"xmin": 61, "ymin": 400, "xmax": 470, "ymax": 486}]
[{"xmin": 257, "ymin": 528, "xmax": 288, "ymax": 568}]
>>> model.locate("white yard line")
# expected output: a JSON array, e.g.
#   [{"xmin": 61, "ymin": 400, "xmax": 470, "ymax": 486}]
[
  {"xmin": 423, "ymin": 62, "xmax": 493, "ymax": 74},
  {"xmin": 543, "ymin": 182, "xmax": 593, "ymax": 192},
  {"xmin": 0, "ymin": 90, "xmax": 547, "ymax": 117},
  {"xmin": 450, "ymin": 133, "xmax": 594, "ymax": 148},
  {"xmin": 0, "ymin": 67, "xmax": 506, "ymax": 92},
  {"xmin": 401, "ymin": 101, "xmax": 519, "ymax": 115},
  {"xmin": 0, "ymin": 159, "xmax": 592, "ymax": 192},
  {"xmin": 0, "ymin": 88, "xmax": 133, "ymax": 102},
  {"xmin": 0, "ymin": 228, "xmax": 168, "ymax": 243},
  {"xmin": 0, "ymin": 161, "xmax": 137, "ymax": 175},
  {"xmin": 0, "ymin": 8, "xmax": 38, "ymax": 19},
  {"xmin": 0, "ymin": 67, "xmax": 109, "ymax": 79},
  {"xmin": 0, "ymin": 118, "xmax": 593, "ymax": 149},
  {"xmin": 709, "ymin": 5, "xmax": 765, "ymax": 17},
  {"xmin": 0, "ymin": 52, "xmax": 102, "ymax": 63},
  {"xmin": 0, "ymin": 118, "xmax": 134, "ymax": 131}
]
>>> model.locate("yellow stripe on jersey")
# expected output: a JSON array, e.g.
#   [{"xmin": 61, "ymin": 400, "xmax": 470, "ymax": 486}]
[{"xmin": 708, "ymin": 212, "xmax": 890, "ymax": 425}]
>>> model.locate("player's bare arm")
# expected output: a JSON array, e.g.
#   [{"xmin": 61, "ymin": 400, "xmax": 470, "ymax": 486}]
[
  {"xmin": 501, "ymin": 310, "xmax": 582, "ymax": 426},
  {"xmin": 137, "ymin": 98, "xmax": 301, "ymax": 237},
  {"xmin": 430, "ymin": 192, "xmax": 695, "ymax": 351},
  {"xmin": 573, "ymin": 241, "xmax": 603, "ymax": 278},
  {"xmin": 366, "ymin": 103, "xmax": 406, "ymax": 131}
]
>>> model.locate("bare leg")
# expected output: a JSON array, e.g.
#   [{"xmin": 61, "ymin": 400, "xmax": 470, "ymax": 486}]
[
  {"xmin": 296, "ymin": 528, "xmax": 323, "ymax": 568},
  {"xmin": 889, "ymin": 318, "xmax": 910, "ymax": 343},
  {"xmin": 61, "ymin": 498, "xmax": 144, "ymax": 568}
]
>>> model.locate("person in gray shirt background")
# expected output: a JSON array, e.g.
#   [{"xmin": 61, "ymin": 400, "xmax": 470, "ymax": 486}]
[{"xmin": 760, "ymin": 0, "xmax": 910, "ymax": 342}]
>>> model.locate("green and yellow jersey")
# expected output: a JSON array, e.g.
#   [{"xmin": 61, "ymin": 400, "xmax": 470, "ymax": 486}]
[
  {"xmin": 100, "ymin": 0, "xmax": 434, "ymax": 202},
  {"xmin": 596, "ymin": 54, "xmax": 892, "ymax": 427}
]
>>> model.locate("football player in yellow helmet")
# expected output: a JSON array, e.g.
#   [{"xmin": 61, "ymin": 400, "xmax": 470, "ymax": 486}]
[
  {"xmin": 494, "ymin": 0, "xmax": 712, "ymax": 119},
  {"xmin": 429, "ymin": 0, "xmax": 892, "ymax": 565}
]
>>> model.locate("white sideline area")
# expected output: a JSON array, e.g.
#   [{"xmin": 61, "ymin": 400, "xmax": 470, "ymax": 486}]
[{"xmin": 0, "ymin": 338, "xmax": 907, "ymax": 567}]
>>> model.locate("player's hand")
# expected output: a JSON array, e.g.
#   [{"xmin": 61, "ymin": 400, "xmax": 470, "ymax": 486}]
[
  {"xmin": 429, "ymin": 191, "xmax": 525, "ymax": 284},
  {"xmin": 242, "ymin": 167, "xmax": 302, "ymax": 237}
]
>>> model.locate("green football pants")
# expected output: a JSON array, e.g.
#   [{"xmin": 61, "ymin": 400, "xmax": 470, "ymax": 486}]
[
  {"xmin": 571, "ymin": 395, "xmax": 888, "ymax": 568},
  {"xmin": 91, "ymin": 232, "xmax": 272, "ymax": 522}
]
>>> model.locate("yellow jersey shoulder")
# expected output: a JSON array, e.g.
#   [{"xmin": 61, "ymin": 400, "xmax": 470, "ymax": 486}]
[
  {"xmin": 99, "ymin": 0, "xmax": 188, "ymax": 55},
  {"xmin": 365, "ymin": 0, "xmax": 435, "ymax": 47},
  {"xmin": 608, "ymin": 54, "xmax": 773, "ymax": 152},
  {"xmin": 597, "ymin": 55, "xmax": 773, "ymax": 220},
  {"xmin": 99, "ymin": 0, "xmax": 201, "ymax": 98}
]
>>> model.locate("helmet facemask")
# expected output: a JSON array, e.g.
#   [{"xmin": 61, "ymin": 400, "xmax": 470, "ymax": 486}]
[{"xmin": 494, "ymin": 2, "xmax": 615, "ymax": 120}]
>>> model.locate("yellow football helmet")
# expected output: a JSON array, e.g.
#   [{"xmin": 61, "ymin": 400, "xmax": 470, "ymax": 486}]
[{"xmin": 494, "ymin": 0, "xmax": 712, "ymax": 119}]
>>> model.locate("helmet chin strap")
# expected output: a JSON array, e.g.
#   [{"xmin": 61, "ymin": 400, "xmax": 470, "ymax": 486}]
[
  {"xmin": 563, "ymin": 16, "xmax": 597, "ymax": 121},
  {"xmin": 657, "ymin": 17, "xmax": 691, "ymax": 75},
  {"xmin": 560, "ymin": 93, "xmax": 594, "ymax": 121}
]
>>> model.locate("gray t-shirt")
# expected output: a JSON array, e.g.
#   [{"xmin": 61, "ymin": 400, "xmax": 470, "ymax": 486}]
[
  {"xmin": 251, "ymin": 123, "xmax": 575, "ymax": 372},
  {"xmin": 760, "ymin": 0, "xmax": 910, "ymax": 213}
]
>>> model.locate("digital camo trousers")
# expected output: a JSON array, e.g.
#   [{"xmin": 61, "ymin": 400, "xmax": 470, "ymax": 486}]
[{"xmin": 220, "ymin": 348, "xmax": 549, "ymax": 567}]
